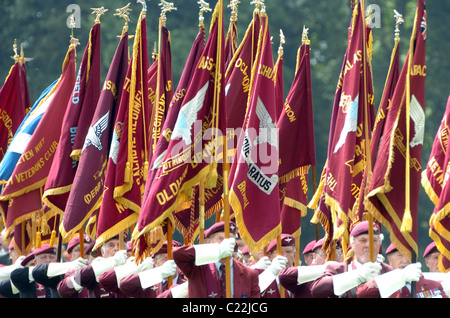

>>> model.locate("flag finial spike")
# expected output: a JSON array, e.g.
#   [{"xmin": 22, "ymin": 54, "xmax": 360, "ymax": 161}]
[
  {"xmin": 302, "ymin": 25, "xmax": 310, "ymax": 45},
  {"xmin": 137, "ymin": 0, "xmax": 147, "ymax": 13},
  {"xmin": 12, "ymin": 39, "xmax": 19, "ymax": 61},
  {"xmin": 115, "ymin": 3, "xmax": 132, "ymax": 26},
  {"xmin": 228, "ymin": 0, "xmax": 240, "ymax": 22},
  {"xmin": 250, "ymin": 0, "xmax": 265, "ymax": 12},
  {"xmin": 394, "ymin": 9, "xmax": 404, "ymax": 41},
  {"xmin": 197, "ymin": 0, "xmax": 212, "ymax": 27},
  {"xmin": 278, "ymin": 29, "xmax": 285, "ymax": 56},
  {"xmin": 67, "ymin": 13, "xmax": 80, "ymax": 47},
  {"xmin": 91, "ymin": 7, "xmax": 108, "ymax": 23},
  {"xmin": 159, "ymin": 0, "xmax": 177, "ymax": 24}
]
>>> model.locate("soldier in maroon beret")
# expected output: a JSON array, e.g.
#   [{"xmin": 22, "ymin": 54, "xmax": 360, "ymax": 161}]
[{"xmin": 173, "ymin": 221, "xmax": 260, "ymax": 298}]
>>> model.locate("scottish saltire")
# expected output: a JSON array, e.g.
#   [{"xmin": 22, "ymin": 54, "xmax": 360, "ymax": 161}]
[
  {"xmin": 42, "ymin": 22, "xmax": 102, "ymax": 222},
  {"xmin": 228, "ymin": 10, "xmax": 281, "ymax": 254},
  {"xmin": 94, "ymin": 10, "xmax": 150, "ymax": 249},
  {"xmin": 0, "ymin": 43, "xmax": 77, "ymax": 241},
  {"xmin": 366, "ymin": 0, "xmax": 426, "ymax": 261},
  {"xmin": 424, "ymin": 96, "xmax": 450, "ymax": 271},
  {"xmin": 133, "ymin": 1, "xmax": 225, "ymax": 258},
  {"xmin": 278, "ymin": 37, "xmax": 315, "ymax": 241},
  {"xmin": 60, "ymin": 30, "xmax": 129, "ymax": 239},
  {"xmin": 0, "ymin": 79, "xmax": 55, "ymax": 186},
  {"xmin": 309, "ymin": 2, "xmax": 375, "ymax": 254},
  {"xmin": 149, "ymin": 21, "xmax": 174, "ymax": 161},
  {"xmin": 0, "ymin": 55, "xmax": 30, "ymax": 162},
  {"xmin": 354, "ymin": 25, "xmax": 400, "ymax": 224}
]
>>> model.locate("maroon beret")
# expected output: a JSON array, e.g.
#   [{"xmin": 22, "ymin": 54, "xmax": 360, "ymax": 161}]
[
  {"xmin": 350, "ymin": 221, "xmax": 381, "ymax": 237},
  {"xmin": 153, "ymin": 240, "xmax": 183, "ymax": 256},
  {"xmin": 423, "ymin": 242, "xmax": 438, "ymax": 258},
  {"xmin": 204, "ymin": 221, "xmax": 236, "ymax": 238},
  {"xmin": 21, "ymin": 244, "xmax": 56, "ymax": 266},
  {"xmin": 266, "ymin": 234, "xmax": 295, "ymax": 254},
  {"xmin": 67, "ymin": 235, "xmax": 93, "ymax": 254},
  {"xmin": 385, "ymin": 243, "xmax": 398, "ymax": 255},
  {"xmin": 312, "ymin": 238, "xmax": 324, "ymax": 252},
  {"xmin": 302, "ymin": 240, "xmax": 316, "ymax": 255}
]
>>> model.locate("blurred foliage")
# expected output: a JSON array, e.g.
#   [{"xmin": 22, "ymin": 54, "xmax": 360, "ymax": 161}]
[{"xmin": 0, "ymin": 0, "xmax": 448, "ymax": 259}]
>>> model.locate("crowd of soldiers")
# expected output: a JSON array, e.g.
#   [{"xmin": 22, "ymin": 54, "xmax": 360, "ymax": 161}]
[{"xmin": 0, "ymin": 220, "xmax": 447, "ymax": 299}]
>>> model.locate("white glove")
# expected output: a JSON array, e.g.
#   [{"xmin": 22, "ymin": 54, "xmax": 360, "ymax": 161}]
[
  {"xmin": 402, "ymin": 262, "xmax": 421, "ymax": 282},
  {"xmin": 171, "ymin": 281, "xmax": 189, "ymax": 298},
  {"xmin": 91, "ymin": 250, "xmax": 127, "ymax": 281},
  {"xmin": 0, "ymin": 256, "xmax": 26, "ymax": 280},
  {"xmin": 375, "ymin": 262, "xmax": 422, "ymax": 298},
  {"xmin": 138, "ymin": 260, "xmax": 177, "ymax": 290},
  {"xmin": 160, "ymin": 260, "xmax": 177, "ymax": 279},
  {"xmin": 376, "ymin": 254, "xmax": 385, "ymax": 263},
  {"xmin": 297, "ymin": 264, "xmax": 327, "ymax": 285},
  {"xmin": 194, "ymin": 238, "xmax": 236, "ymax": 266},
  {"xmin": 333, "ymin": 262, "xmax": 382, "ymax": 296},
  {"xmin": 441, "ymin": 276, "xmax": 450, "ymax": 296},
  {"xmin": 258, "ymin": 256, "xmax": 288, "ymax": 293},
  {"xmin": 269, "ymin": 256, "xmax": 288, "ymax": 276},
  {"xmin": 219, "ymin": 238, "xmax": 236, "ymax": 260},
  {"xmin": 251, "ymin": 256, "xmax": 271, "ymax": 270},
  {"xmin": 47, "ymin": 257, "xmax": 88, "ymax": 278},
  {"xmin": 115, "ymin": 256, "xmax": 155, "ymax": 286}
]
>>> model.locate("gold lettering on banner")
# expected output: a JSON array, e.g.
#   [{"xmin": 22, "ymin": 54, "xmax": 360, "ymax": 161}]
[
  {"xmin": 428, "ymin": 157, "xmax": 444, "ymax": 187},
  {"xmin": 234, "ymin": 58, "xmax": 251, "ymax": 93},
  {"xmin": 326, "ymin": 172, "xmax": 337, "ymax": 192},
  {"xmin": 1, "ymin": 110, "xmax": 13, "ymax": 147},
  {"xmin": 283, "ymin": 101, "xmax": 297, "ymax": 123},
  {"xmin": 394, "ymin": 128, "xmax": 422, "ymax": 172},
  {"xmin": 237, "ymin": 180, "xmax": 250, "ymax": 209},
  {"xmin": 336, "ymin": 50, "xmax": 362, "ymax": 92},
  {"xmin": 11, "ymin": 139, "xmax": 58, "ymax": 185},
  {"xmin": 155, "ymin": 168, "xmax": 188, "ymax": 205},
  {"xmin": 439, "ymin": 122, "xmax": 449, "ymax": 154},
  {"xmin": 411, "ymin": 64, "xmax": 426, "ymax": 77}
]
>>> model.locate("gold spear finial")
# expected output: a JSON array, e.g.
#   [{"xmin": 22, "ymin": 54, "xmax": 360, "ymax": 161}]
[
  {"xmin": 68, "ymin": 14, "xmax": 80, "ymax": 47},
  {"xmin": 91, "ymin": 7, "xmax": 108, "ymax": 23},
  {"xmin": 394, "ymin": 9, "xmax": 404, "ymax": 41},
  {"xmin": 115, "ymin": 3, "xmax": 132, "ymax": 26},
  {"xmin": 228, "ymin": 0, "xmax": 240, "ymax": 22},
  {"xmin": 302, "ymin": 25, "xmax": 310, "ymax": 45},
  {"xmin": 12, "ymin": 39, "xmax": 19, "ymax": 61},
  {"xmin": 278, "ymin": 29, "xmax": 285, "ymax": 56},
  {"xmin": 115, "ymin": 3, "xmax": 132, "ymax": 36},
  {"xmin": 137, "ymin": 0, "xmax": 148, "ymax": 13},
  {"xmin": 159, "ymin": 0, "xmax": 177, "ymax": 25},
  {"xmin": 198, "ymin": 0, "xmax": 212, "ymax": 27},
  {"xmin": 250, "ymin": 0, "xmax": 265, "ymax": 12}
]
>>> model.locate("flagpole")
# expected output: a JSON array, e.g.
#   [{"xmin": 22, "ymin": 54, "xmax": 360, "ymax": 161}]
[
  {"xmin": 199, "ymin": 176, "xmax": 206, "ymax": 244},
  {"xmin": 359, "ymin": 0, "xmax": 375, "ymax": 263}
]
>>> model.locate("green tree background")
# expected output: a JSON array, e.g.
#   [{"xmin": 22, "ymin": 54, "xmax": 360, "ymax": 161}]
[{"xmin": 0, "ymin": 0, "xmax": 448, "ymax": 263}]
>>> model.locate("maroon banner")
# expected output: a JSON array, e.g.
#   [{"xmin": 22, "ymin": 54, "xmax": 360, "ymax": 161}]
[
  {"xmin": 278, "ymin": 39, "xmax": 315, "ymax": 242},
  {"xmin": 309, "ymin": 2, "xmax": 375, "ymax": 255},
  {"xmin": 94, "ymin": 12, "xmax": 150, "ymax": 249},
  {"xmin": 149, "ymin": 23, "xmax": 174, "ymax": 161},
  {"xmin": 426, "ymin": 96, "xmax": 450, "ymax": 271},
  {"xmin": 0, "ymin": 58, "xmax": 30, "ymax": 162},
  {"xmin": 60, "ymin": 31, "xmax": 129, "ymax": 239},
  {"xmin": 229, "ymin": 12, "xmax": 281, "ymax": 254},
  {"xmin": 0, "ymin": 44, "xmax": 77, "ymax": 240},
  {"xmin": 366, "ymin": 0, "xmax": 426, "ymax": 261},
  {"xmin": 42, "ymin": 22, "xmax": 102, "ymax": 221},
  {"xmin": 133, "ymin": 3, "xmax": 225, "ymax": 259}
]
